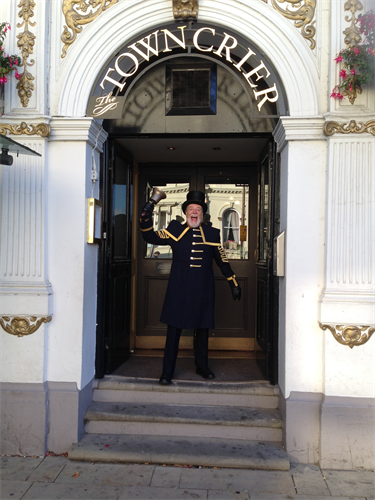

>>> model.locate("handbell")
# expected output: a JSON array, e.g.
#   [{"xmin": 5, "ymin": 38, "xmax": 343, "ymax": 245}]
[{"xmin": 149, "ymin": 187, "xmax": 167, "ymax": 205}]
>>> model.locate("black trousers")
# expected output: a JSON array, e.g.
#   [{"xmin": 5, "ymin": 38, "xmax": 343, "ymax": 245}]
[{"xmin": 162, "ymin": 325, "xmax": 209, "ymax": 376}]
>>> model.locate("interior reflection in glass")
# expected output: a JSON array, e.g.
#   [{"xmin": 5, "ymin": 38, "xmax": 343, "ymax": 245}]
[
  {"xmin": 205, "ymin": 183, "xmax": 249, "ymax": 260},
  {"xmin": 145, "ymin": 183, "xmax": 189, "ymax": 259}
]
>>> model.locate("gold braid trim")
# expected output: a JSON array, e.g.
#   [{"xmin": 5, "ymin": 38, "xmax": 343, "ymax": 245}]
[
  {"xmin": 199, "ymin": 226, "xmax": 221, "ymax": 246},
  {"xmin": 156, "ymin": 226, "xmax": 190, "ymax": 241},
  {"xmin": 227, "ymin": 275, "xmax": 239, "ymax": 287},
  {"xmin": 218, "ymin": 246, "xmax": 229, "ymax": 263},
  {"xmin": 140, "ymin": 225, "xmax": 153, "ymax": 232}
]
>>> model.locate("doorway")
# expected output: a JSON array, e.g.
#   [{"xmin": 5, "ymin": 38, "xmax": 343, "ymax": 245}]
[
  {"xmin": 96, "ymin": 134, "xmax": 280, "ymax": 384},
  {"xmin": 136, "ymin": 163, "xmax": 257, "ymax": 352}
]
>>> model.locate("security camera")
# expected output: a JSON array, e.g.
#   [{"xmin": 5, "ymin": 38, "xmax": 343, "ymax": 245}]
[{"xmin": 0, "ymin": 149, "xmax": 13, "ymax": 166}]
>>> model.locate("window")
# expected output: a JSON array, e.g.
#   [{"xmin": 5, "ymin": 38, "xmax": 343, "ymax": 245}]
[
  {"xmin": 166, "ymin": 63, "xmax": 217, "ymax": 115},
  {"xmin": 223, "ymin": 208, "xmax": 240, "ymax": 244}
]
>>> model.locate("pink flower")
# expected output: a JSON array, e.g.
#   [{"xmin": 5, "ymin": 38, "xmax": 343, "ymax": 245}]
[
  {"xmin": 330, "ymin": 91, "xmax": 344, "ymax": 100},
  {"xmin": 351, "ymin": 68, "xmax": 356, "ymax": 75},
  {"xmin": 335, "ymin": 55, "xmax": 343, "ymax": 63},
  {"xmin": 353, "ymin": 47, "xmax": 360, "ymax": 55},
  {"xmin": 15, "ymin": 72, "xmax": 20, "ymax": 80},
  {"xmin": 339, "ymin": 69, "xmax": 347, "ymax": 78}
]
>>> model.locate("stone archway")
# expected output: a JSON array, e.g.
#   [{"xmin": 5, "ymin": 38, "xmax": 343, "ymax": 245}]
[{"xmin": 57, "ymin": 0, "xmax": 319, "ymax": 118}]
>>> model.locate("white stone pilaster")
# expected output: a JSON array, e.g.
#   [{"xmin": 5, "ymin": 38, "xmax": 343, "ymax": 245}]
[
  {"xmin": 273, "ymin": 117, "xmax": 327, "ymax": 399},
  {"xmin": 319, "ymin": 135, "xmax": 375, "ymax": 326},
  {"xmin": 47, "ymin": 117, "xmax": 107, "ymax": 390}
]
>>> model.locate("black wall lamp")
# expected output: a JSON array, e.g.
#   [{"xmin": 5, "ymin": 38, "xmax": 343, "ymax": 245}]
[{"xmin": 0, "ymin": 133, "xmax": 42, "ymax": 166}]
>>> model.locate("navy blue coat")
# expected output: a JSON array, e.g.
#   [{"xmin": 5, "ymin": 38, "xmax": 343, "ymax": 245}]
[{"xmin": 140, "ymin": 218, "xmax": 238, "ymax": 329}]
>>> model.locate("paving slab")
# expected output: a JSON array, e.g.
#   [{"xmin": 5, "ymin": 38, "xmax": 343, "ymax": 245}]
[
  {"xmin": 27, "ymin": 455, "xmax": 68, "ymax": 483},
  {"xmin": 0, "ymin": 479, "xmax": 33, "ymax": 500},
  {"xmin": 151, "ymin": 465, "xmax": 183, "ymax": 487},
  {"xmin": 21, "ymin": 481, "xmax": 122, "ymax": 499},
  {"xmin": 117, "ymin": 485, "xmax": 208, "ymax": 499},
  {"xmin": 179, "ymin": 468, "xmax": 296, "ymax": 494},
  {"xmin": 118, "ymin": 486, "xmax": 207, "ymax": 500},
  {"xmin": 55, "ymin": 460, "xmax": 154, "ymax": 486},
  {"xmin": 250, "ymin": 495, "xmax": 365, "ymax": 500},
  {"xmin": 69, "ymin": 433, "xmax": 290, "ymax": 470},
  {"xmin": 0, "ymin": 456, "xmax": 43, "ymax": 481},
  {"xmin": 208, "ymin": 490, "xmax": 250, "ymax": 499},
  {"xmin": 290, "ymin": 463, "xmax": 330, "ymax": 496},
  {"xmin": 323, "ymin": 469, "xmax": 375, "ymax": 497}
]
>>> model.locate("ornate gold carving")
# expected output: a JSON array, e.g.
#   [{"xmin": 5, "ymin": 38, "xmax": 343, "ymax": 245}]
[
  {"xmin": 0, "ymin": 122, "xmax": 51, "ymax": 138},
  {"xmin": 323, "ymin": 119, "xmax": 375, "ymax": 136},
  {"xmin": 319, "ymin": 323, "xmax": 375, "ymax": 349},
  {"xmin": 61, "ymin": 0, "xmax": 118, "ymax": 58},
  {"xmin": 343, "ymin": 0, "xmax": 363, "ymax": 49},
  {"xmin": 173, "ymin": 0, "xmax": 198, "ymax": 20},
  {"xmin": 340, "ymin": 1, "xmax": 364, "ymax": 103},
  {"xmin": 270, "ymin": 0, "xmax": 316, "ymax": 50},
  {"xmin": 16, "ymin": 0, "xmax": 36, "ymax": 108},
  {"xmin": 0, "ymin": 316, "xmax": 52, "ymax": 337}
]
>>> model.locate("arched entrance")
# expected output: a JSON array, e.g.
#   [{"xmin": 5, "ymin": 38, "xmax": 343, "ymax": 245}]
[
  {"xmin": 92, "ymin": 22, "xmax": 286, "ymax": 383},
  {"xmin": 57, "ymin": 0, "xmax": 319, "ymax": 385}
]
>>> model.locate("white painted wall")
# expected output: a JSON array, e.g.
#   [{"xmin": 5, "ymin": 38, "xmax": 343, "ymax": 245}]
[{"xmin": 1, "ymin": 0, "xmax": 374, "ymax": 405}]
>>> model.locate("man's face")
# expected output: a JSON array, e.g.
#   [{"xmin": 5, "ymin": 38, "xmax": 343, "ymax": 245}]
[{"xmin": 186, "ymin": 204, "xmax": 203, "ymax": 228}]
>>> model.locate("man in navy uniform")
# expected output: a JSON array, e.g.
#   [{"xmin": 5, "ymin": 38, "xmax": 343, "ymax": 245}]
[{"xmin": 140, "ymin": 190, "xmax": 241, "ymax": 385}]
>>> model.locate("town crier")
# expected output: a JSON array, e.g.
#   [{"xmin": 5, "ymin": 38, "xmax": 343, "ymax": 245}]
[{"xmin": 140, "ymin": 190, "xmax": 241, "ymax": 385}]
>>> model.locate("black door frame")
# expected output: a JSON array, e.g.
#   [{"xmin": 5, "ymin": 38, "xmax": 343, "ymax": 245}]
[
  {"xmin": 95, "ymin": 139, "xmax": 133, "ymax": 378},
  {"xmin": 96, "ymin": 133, "xmax": 280, "ymax": 383}
]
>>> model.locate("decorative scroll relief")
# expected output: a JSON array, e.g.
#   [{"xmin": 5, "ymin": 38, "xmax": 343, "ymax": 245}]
[
  {"xmin": 16, "ymin": 0, "xmax": 36, "ymax": 107},
  {"xmin": 319, "ymin": 323, "xmax": 375, "ymax": 349},
  {"xmin": 343, "ymin": 0, "xmax": 363, "ymax": 48},
  {"xmin": 173, "ymin": 0, "xmax": 198, "ymax": 20},
  {"xmin": 270, "ymin": 0, "xmax": 316, "ymax": 50},
  {"xmin": 0, "ymin": 316, "xmax": 52, "ymax": 337},
  {"xmin": 61, "ymin": 0, "xmax": 118, "ymax": 58},
  {"xmin": 342, "ymin": 1, "xmax": 363, "ymax": 103},
  {"xmin": 323, "ymin": 119, "xmax": 375, "ymax": 136},
  {"xmin": 0, "ymin": 122, "xmax": 51, "ymax": 138}
]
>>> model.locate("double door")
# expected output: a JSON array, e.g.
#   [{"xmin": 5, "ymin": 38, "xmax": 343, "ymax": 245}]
[
  {"xmin": 96, "ymin": 140, "xmax": 279, "ymax": 384},
  {"xmin": 135, "ymin": 163, "xmax": 258, "ymax": 352}
]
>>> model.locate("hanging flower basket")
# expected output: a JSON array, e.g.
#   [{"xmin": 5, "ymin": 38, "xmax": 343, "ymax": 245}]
[
  {"xmin": 331, "ymin": 10, "xmax": 375, "ymax": 104},
  {"xmin": 0, "ymin": 23, "xmax": 21, "ymax": 85}
]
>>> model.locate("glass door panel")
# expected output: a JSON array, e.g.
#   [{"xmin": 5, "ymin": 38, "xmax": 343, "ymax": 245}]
[
  {"xmin": 205, "ymin": 182, "xmax": 249, "ymax": 260},
  {"xmin": 144, "ymin": 182, "xmax": 189, "ymax": 259}
]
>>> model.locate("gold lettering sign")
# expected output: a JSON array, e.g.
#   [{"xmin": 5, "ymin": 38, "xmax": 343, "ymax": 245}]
[{"xmin": 88, "ymin": 26, "xmax": 279, "ymax": 118}]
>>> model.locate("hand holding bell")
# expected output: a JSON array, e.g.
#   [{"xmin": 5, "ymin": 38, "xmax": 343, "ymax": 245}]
[{"xmin": 141, "ymin": 187, "xmax": 167, "ymax": 220}]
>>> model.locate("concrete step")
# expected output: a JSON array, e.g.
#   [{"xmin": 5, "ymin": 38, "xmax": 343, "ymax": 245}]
[
  {"xmin": 69, "ymin": 433, "xmax": 290, "ymax": 470},
  {"xmin": 93, "ymin": 376, "xmax": 279, "ymax": 409},
  {"xmin": 84, "ymin": 401, "xmax": 283, "ymax": 441}
]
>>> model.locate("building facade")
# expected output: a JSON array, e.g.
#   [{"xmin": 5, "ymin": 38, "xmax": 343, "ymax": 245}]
[{"xmin": 0, "ymin": 0, "xmax": 374, "ymax": 469}]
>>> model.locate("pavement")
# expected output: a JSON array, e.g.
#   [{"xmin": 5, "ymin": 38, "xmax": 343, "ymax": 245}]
[{"xmin": 1, "ymin": 455, "xmax": 374, "ymax": 500}]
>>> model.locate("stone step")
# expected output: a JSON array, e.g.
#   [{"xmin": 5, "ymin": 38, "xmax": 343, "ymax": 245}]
[
  {"xmin": 69, "ymin": 433, "xmax": 290, "ymax": 470},
  {"xmin": 93, "ymin": 376, "xmax": 279, "ymax": 409},
  {"xmin": 84, "ymin": 401, "xmax": 283, "ymax": 441}
]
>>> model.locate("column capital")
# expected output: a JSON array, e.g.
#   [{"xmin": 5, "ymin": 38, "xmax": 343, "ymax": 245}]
[
  {"xmin": 50, "ymin": 118, "xmax": 108, "ymax": 152},
  {"xmin": 273, "ymin": 116, "xmax": 325, "ymax": 152}
]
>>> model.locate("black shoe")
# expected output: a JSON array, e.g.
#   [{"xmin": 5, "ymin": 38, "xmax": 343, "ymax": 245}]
[
  {"xmin": 196, "ymin": 367, "xmax": 215, "ymax": 379},
  {"xmin": 159, "ymin": 372, "xmax": 173, "ymax": 385}
]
